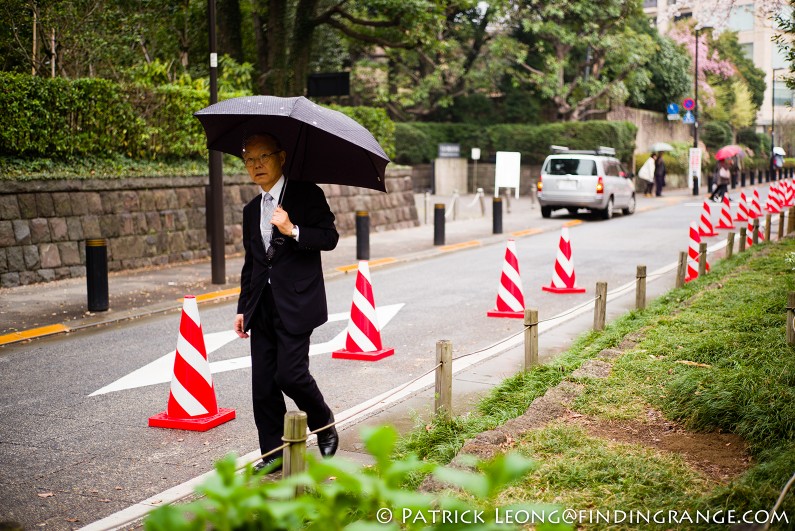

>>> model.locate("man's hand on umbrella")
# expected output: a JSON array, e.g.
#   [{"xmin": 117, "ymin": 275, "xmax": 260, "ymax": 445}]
[{"xmin": 271, "ymin": 206, "xmax": 295, "ymax": 236}]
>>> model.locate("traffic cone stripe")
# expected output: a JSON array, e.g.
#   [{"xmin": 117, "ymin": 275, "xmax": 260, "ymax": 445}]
[
  {"xmin": 698, "ymin": 201, "xmax": 718, "ymax": 237},
  {"xmin": 735, "ymin": 192, "xmax": 749, "ymax": 222},
  {"xmin": 717, "ymin": 196, "xmax": 734, "ymax": 229},
  {"xmin": 489, "ymin": 240, "xmax": 525, "ymax": 317},
  {"xmin": 149, "ymin": 296, "xmax": 235, "ymax": 431},
  {"xmin": 334, "ymin": 261, "xmax": 394, "ymax": 360}
]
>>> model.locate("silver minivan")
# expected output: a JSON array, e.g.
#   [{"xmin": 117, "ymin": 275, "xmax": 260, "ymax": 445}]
[{"xmin": 536, "ymin": 147, "xmax": 636, "ymax": 219}]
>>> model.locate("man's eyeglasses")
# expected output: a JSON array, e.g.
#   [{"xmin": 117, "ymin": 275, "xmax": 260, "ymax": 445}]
[{"xmin": 244, "ymin": 150, "xmax": 282, "ymax": 168}]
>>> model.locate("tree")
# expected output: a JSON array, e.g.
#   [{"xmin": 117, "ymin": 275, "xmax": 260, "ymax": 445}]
[
  {"xmin": 627, "ymin": 33, "xmax": 692, "ymax": 113},
  {"xmin": 773, "ymin": 2, "xmax": 795, "ymax": 91},
  {"xmin": 506, "ymin": 0, "xmax": 656, "ymax": 121},
  {"xmin": 712, "ymin": 30, "xmax": 766, "ymax": 110}
]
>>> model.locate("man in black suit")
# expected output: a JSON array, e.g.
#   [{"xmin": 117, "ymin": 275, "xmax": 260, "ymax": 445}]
[{"xmin": 233, "ymin": 132, "xmax": 339, "ymax": 470}]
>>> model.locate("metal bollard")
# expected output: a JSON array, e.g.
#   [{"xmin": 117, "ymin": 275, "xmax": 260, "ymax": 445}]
[
  {"xmin": 731, "ymin": 171, "xmax": 736, "ymax": 189},
  {"xmin": 492, "ymin": 197, "xmax": 503, "ymax": 234},
  {"xmin": 750, "ymin": 170, "xmax": 755, "ymax": 185},
  {"xmin": 355, "ymin": 211, "xmax": 370, "ymax": 261},
  {"xmin": 434, "ymin": 203, "xmax": 445, "ymax": 245},
  {"xmin": 435, "ymin": 340, "xmax": 452, "ymax": 418},
  {"xmin": 86, "ymin": 239, "xmax": 109, "ymax": 312},
  {"xmin": 740, "ymin": 171, "xmax": 746, "ymax": 187}
]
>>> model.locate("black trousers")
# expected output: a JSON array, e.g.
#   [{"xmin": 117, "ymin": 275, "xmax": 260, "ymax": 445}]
[{"xmin": 250, "ymin": 284, "xmax": 332, "ymax": 454}]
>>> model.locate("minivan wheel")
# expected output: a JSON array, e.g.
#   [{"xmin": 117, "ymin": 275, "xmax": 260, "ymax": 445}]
[
  {"xmin": 621, "ymin": 194, "xmax": 636, "ymax": 215},
  {"xmin": 541, "ymin": 206, "xmax": 552, "ymax": 218},
  {"xmin": 600, "ymin": 197, "xmax": 614, "ymax": 220}
]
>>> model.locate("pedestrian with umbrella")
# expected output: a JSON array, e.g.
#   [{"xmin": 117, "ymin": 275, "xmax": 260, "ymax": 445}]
[{"xmin": 194, "ymin": 96, "xmax": 392, "ymax": 471}]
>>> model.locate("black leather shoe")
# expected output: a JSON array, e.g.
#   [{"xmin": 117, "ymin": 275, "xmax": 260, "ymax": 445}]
[
  {"xmin": 317, "ymin": 415, "xmax": 338, "ymax": 458},
  {"xmin": 254, "ymin": 457, "xmax": 282, "ymax": 474}
]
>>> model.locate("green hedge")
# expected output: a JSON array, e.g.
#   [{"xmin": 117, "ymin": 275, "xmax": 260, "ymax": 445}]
[
  {"xmin": 0, "ymin": 73, "xmax": 395, "ymax": 163},
  {"xmin": 395, "ymin": 121, "xmax": 637, "ymax": 165}
]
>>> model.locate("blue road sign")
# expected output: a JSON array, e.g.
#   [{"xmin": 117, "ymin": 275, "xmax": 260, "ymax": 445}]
[
  {"xmin": 682, "ymin": 110, "xmax": 695, "ymax": 124},
  {"xmin": 667, "ymin": 103, "xmax": 680, "ymax": 115}
]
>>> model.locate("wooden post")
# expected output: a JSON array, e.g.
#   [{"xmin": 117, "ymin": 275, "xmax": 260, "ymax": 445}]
[
  {"xmin": 435, "ymin": 340, "xmax": 452, "ymax": 418},
  {"xmin": 523, "ymin": 309, "xmax": 538, "ymax": 369},
  {"xmin": 726, "ymin": 232, "xmax": 735, "ymax": 259},
  {"xmin": 779, "ymin": 212, "xmax": 785, "ymax": 240},
  {"xmin": 282, "ymin": 411, "xmax": 307, "ymax": 489},
  {"xmin": 764, "ymin": 213, "xmax": 772, "ymax": 241},
  {"xmin": 676, "ymin": 251, "xmax": 687, "ymax": 288},
  {"xmin": 594, "ymin": 281, "xmax": 607, "ymax": 331},
  {"xmin": 788, "ymin": 207, "xmax": 795, "ymax": 234},
  {"xmin": 739, "ymin": 227, "xmax": 747, "ymax": 252},
  {"xmin": 753, "ymin": 218, "xmax": 760, "ymax": 245},
  {"xmin": 635, "ymin": 265, "xmax": 647, "ymax": 310},
  {"xmin": 787, "ymin": 293, "xmax": 795, "ymax": 346},
  {"xmin": 698, "ymin": 242, "xmax": 707, "ymax": 277}
]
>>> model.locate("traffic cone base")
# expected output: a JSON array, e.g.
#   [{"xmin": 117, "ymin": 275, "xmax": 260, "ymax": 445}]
[
  {"xmin": 332, "ymin": 347, "xmax": 395, "ymax": 361},
  {"xmin": 486, "ymin": 309, "xmax": 526, "ymax": 318},
  {"xmin": 542, "ymin": 285, "xmax": 587, "ymax": 294},
  {"xmin": 148, "ymin": 408, "xmax": 236, "ymax": 432}
]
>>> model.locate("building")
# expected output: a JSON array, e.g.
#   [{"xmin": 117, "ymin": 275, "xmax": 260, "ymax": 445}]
[{"xmin": 644, "ymin": 0, "xmax": 794, "ymax": 147}]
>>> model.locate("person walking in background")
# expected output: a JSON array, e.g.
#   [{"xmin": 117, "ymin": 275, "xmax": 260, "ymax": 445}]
[
  {"xmin": 710, "ymin": 160, "xmax": 731, "ymax": 203},
  {"xmin": 234, "ymin": 132, "xmax": 339, "ymax": 472},
  {"xmin": 637, "ymin": 153, "xmax": 656, "ymax": 197},
  {"xmin": 653, "ymin": 151, "xmax": 666, "ymax": 197}
]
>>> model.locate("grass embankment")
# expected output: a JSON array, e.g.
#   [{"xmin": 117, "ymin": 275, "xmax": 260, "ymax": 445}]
[
  {"xmin": 0, "ymin": 155, "xmax": 245, "ymax": 180},
  {"xmin": 398, "ymin": 237, "xmax": 795, "ymax": 529}
]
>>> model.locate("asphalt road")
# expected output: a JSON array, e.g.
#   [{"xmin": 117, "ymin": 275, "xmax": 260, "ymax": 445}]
[{"xmin": 0, "ymin": 196, "xmax": 734, "ymax": 529}]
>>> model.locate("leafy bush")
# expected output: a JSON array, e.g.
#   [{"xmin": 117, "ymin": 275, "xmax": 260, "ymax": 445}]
[
  {"xmin": 737, "ymin": 127, "xmax": 768, "ymax": 157},
  {"xmin": 144, "ymin": 425, "xmax": 569, "ymax": 531},
  {"xmin": 1, "ymin": 73, "xmax": 395, "ymax": 164},
  {"xmin": 329, "ymin": 104, "xmax": 396, "ymax": 159},
  {"xmin": 700, "ymin": 121, "xmax": 732, "ymax": 150},
  {"xmin": 395, "ymin": 121, "xmax": 637, "ymax": 165}
]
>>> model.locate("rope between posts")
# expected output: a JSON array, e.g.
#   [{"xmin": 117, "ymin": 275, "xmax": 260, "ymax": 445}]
[{"xmin": 536, "ymin": 295, "xmax": 599, "ymax": 325}]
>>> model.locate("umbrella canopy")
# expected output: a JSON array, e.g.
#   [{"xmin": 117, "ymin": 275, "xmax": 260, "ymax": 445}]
[
  {"xmin": 194, "ymin": 96, "xmax": 391, "ymax": 192},
  {"xmin": 773, "ymin": 146, "xmax": 786, "ymax": 156},
  {"xmin": 649, "ymin": 142, "xmax": 674, "ymax": 152},
  {"xmin": 714, "ymin": 145, "xmax": 744, "ymax": 161}
]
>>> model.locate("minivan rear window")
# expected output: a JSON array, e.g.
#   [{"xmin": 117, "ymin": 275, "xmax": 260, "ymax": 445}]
[{"xmin": 545, "ymin": 158, "xmax": 597, "ymax": 176}]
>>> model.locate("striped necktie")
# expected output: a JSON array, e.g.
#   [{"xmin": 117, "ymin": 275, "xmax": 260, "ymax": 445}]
[{"xmin": 261, "ymin": 192, "xmax": 275, "ymax": 251}]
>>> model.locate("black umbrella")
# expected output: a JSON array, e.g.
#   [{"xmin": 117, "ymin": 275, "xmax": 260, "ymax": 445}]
[{"xmin": 194, "ymin": 95, "xmax": 390, "ymax": 192}]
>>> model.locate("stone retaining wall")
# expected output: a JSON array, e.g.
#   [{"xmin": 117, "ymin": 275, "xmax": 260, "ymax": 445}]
[{"xmin": 0, "ymin": 168, "xmax": 418, "ymax": 287}]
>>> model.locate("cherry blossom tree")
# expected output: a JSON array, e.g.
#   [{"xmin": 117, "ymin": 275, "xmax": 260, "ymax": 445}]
[{"xmin": 662, "ymin": 0, "xmax": 788, "ymax": 30}]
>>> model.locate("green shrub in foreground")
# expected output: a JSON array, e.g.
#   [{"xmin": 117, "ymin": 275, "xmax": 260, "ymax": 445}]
[{"xmin": 144, "ymin": 425, "xmax": 571, "ymax": 531}]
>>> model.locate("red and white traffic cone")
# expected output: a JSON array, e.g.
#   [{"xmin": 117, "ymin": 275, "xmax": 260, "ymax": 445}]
[
  {"xmin": 686, "ymin": 222, "xmax": 709, "ymax": 282},
  {"xmin": 716, "ymin": 195, "xmax": 734, "ymax": 230},
  {"xmin": 487, "ymin": 239, "xmax": 526, "ymax": 318},
  {"xmin": 149, "ymin": 296, "xmax": 235, "ymax": 431},
  {"xmin": 751, "ymin": 189, "xmax": 762, "ymax": 218},
  {"xmin": 785, "ymin": 180, "xmax": 794, "ymax": 207},
  {"xmin": 735, "ymin": 191, "xmax": 749, "ymax": 222},
  {"xmin": 766, "ymin": 183, "xmax": 782, "ymax": 214},
  {"xmin": 698, "ymin": 201, "xmax": 718, "ymax": 237},
  {"xmin": 542, "ymin": 227, "xmax": 585, "ymax": 294},
  {"xmin": 332, "ymin": 261, "xmax": 395, "ymax": 361}
]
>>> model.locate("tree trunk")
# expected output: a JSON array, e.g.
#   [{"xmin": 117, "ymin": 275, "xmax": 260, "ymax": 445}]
[
  {"xmin": 217, "ymin": 0, "xmax": 243, "ymax": 62},
  {"xmin": 252, "ymin": 10, "xmax": 269, "ymax": 93},
  {"xmin": 290, "ymin": 0, "xmax": 319, "ymax": 95},
  {"xmin": 265, "ymin": 0, "xmax": 289, "ymax": 95}
]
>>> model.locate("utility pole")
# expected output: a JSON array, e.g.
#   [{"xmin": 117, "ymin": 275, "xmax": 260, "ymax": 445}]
[{"xmin": 208, "ymin": 0, "xmax": 225, "ymax": 284}]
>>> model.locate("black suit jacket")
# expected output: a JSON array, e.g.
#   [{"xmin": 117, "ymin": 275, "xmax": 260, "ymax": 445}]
[{"xmin": 237, "ymin": 179, "xmax": 339, "ymax": 335}]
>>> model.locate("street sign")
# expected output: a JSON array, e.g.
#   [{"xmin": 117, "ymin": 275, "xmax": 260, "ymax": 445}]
[
  {"xmin": 667, "ymin": 103, "xmax": 680, "ymax": 115},
  {"xmin": 471, "ymin": 147, "xmax": 481, "ymax": 160},
  {"xmin": 682, "ymin": 110, "xmax": 695, "ymax": 124},
  {"xmin": 438, "ymin": 143, "xmax": 461, "ymax": 158},
  {"xmin": 683, "ymin": 98, "xmax": 695, "ymax": 111}
]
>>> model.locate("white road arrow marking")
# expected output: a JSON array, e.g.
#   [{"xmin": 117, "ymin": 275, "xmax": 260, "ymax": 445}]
[{"xmin": 89, "ymin": 303, "xmax": 404, "ymax": 396}]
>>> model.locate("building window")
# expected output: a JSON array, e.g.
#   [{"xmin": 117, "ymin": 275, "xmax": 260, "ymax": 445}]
[
  {"xmin": 774, "ymin": 81, "xmax": 793, "ymax": 107},
  {"xmin": 739, "ymin": 42, "xmax": 753, "ymax": 60},
  {"xmin": 773, "ymin": 44, "xmax": 788, "ymax": 70},
  {"xmin": 728, "ymin": 3, "xmax": 755, "ymax": 32}
]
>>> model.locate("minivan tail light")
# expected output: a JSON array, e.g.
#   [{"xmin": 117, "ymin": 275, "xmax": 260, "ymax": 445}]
[
  {"xmin": 537, "ymin": 176, "xmax": 543, "ymax": 191},
  {"xmin": 596, "ymin": 176, "xmax": 604, "ymax": 194}
]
